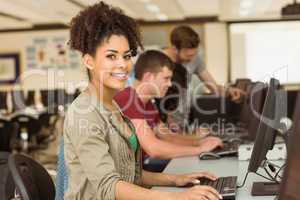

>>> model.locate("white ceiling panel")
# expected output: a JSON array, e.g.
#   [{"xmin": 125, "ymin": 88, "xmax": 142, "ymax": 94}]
[{"xmin": 0, "ymin": 0, "xmax": 298, "ymax": 30}]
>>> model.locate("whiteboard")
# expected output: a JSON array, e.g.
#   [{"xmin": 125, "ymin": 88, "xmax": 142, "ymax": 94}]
[{"xmin": 230, "ymin": 21, "xmax": 300, "ymax": 84}]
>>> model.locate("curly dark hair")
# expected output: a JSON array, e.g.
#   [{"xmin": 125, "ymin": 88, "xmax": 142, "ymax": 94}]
[{"xmin": 69, "ymin": 1, "xmax": 143, "ymax": 79}]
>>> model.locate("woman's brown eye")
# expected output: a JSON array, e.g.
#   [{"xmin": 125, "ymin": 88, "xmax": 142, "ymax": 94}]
[
  {"xmin": 124, "ymin": 55, "xmax": 132, "ymax": 60},
  {"xmin": 107, "ymin": 54, "xmax": 116, "ymax": 60}
]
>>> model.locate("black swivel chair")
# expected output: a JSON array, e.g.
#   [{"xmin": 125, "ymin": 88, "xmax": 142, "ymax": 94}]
[
  {"xmin": 25, "ymin": 90, "xmax": 36, "ymax": 107},
  {"xmin": 0, "ymin": 152, "xmax": 15, "ymax": 200},
  {"xmin": 0, "ymin": 118, "xmax": 19, "ymax": 152},
  {"xmin": 74, "ymin": 88, "xmax": 81, "ymax": 99},
  {"xmin": 0, "ymin": 118, "xmax": 12, "ymax": 152},
  {"xmin": 0, "ymin": 91, "xmax": 8, "ymax": 113},
  {"xmin": 8, "ymin": 154, "xmax": 55, "ymax": 200},
  {"xmin": 10, "ymin": 114, "xmax": 42, "ymax": 153}
]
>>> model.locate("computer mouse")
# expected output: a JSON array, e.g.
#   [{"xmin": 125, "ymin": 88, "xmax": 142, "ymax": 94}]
[
  {"xmin": 228, "ymin": 137, "xmax": 242, "ymax": 144},
  {"xmin": 199, "ymin": 152, "xmax": 221, "ymax": 160}
]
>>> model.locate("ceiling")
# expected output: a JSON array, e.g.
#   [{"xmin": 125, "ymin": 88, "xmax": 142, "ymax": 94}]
[{"xmin": 0, "ymin": 0, "xmax": 296, "ymax": 30}]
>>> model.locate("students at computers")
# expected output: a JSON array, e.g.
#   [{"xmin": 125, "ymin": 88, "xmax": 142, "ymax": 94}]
[
  {"xmin": 63, "ymin": 2, "xmax": 222, "ymax": 200},
  {"xmin": 114, "ymin": 50, "xmax": 223, "ymax": 171}
]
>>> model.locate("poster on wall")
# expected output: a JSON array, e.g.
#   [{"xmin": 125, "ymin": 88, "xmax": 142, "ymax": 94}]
[
  {"xmin": 26, "ymin": 35, "xmax": 81, "ymax": 70},
  {"xmin": 0, "ymin": 53, "xmax": 20, "ymax": 84}
]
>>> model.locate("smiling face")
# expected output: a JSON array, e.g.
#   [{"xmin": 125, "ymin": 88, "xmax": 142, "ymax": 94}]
[
  {"xmin": 84, "ymin": 35, "xmax": 133, "ymax": 92},
  {"xmin": 177, "ymin": 47, "xmax": 198, "ymax": 64}
]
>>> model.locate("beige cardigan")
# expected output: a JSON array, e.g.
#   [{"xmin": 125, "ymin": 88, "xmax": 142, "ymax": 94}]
[{"xmin": 64, "ymin": 92, "xmax": 142, "ymax": 200}]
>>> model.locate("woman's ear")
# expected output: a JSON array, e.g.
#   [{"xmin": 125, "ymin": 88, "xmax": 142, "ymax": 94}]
[{"xmin": 83, "ymin": 54, "xmax": 94, "ymax": 70}]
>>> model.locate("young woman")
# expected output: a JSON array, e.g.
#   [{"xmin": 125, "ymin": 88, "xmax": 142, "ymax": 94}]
[{"xmin": 63, "ymin": 2, "xmax": 222, "ymax": 200}]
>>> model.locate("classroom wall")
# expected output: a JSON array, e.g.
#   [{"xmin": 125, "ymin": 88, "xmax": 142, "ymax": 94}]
[
  {"xmin": 203, "ymin": 22, "xmax": 228, "ymax": 85},
  {"xmin": 0, "ymin": 29, "xmax": 87, "ymax": 91},
  {"xmin": 0, "ymin": 22, "xmax": 229, "ymax": 91}
]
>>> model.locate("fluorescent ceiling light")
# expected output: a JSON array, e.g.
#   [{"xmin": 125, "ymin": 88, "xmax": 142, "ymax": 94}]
[
  {"xmin": 239, "ymin": 9, "xmax": 251, "ymax": 17},
  {"xmin": 145, "ymin": 3, "xmax": 160, "ymax": 13},
  {"xmin": 240, "ymin": 0, "xmax": 253, "ymax": 9},
  {"xmin": 156, "ymin": 13, "xmax": 168, "ymax": 21},
  {"xmin": 139, "ymin": 0, "xmax": 151, "ymax": 2}
]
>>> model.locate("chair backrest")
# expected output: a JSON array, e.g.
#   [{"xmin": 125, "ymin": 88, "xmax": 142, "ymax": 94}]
[
  {"xmin": 55, "ymin": 89, "xmax": 67, "ymax": 106},
  {"xmin": 0, "ymin": 119, "xmax": 19, "ymax": 152},
  {"xmin": 26, "ymin": 90, "xmax": 36, "ymax": 107},
  {"xmin": 11, "ymin": 90, "xmax": 27, "ymax": 112},
  {"xmin": 8, "ymin": 154, "xmax": 55, "ymax": 200},
  {"xmin": 0, "ymin": 91, "xmax": 8, "ymax": 111},
  {"xmin": 11, "ymin": 114, "xmax": 41, "ymax": 140},
  {"xmin": 0, "ymin": 152, "xmax": 15, "ymax": 200},
  {"xmin": 40, "ymin": 90, "xmax": 55, "ymax": 108}
]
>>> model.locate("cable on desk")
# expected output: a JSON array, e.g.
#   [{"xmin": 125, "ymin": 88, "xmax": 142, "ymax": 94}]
[
  {"xmin": 263, "ymin": 167, "xmax": 279, "ymax": 183},
  {"xmin": 274, "ymin": 163, "xmax": 286, "ymax": 182},
  {"xmin": 255, "ymin": 171, "xmax": 278, "ymax": 182},
  {"xmin": 237, "ymin": 172, "xmax": 249, "ymax": 188}
]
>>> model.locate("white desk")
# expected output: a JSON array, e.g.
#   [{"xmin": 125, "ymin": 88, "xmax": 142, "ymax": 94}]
[{"xmin": 152, "ymin": 157, "xmax": 281, "ymax": 200}]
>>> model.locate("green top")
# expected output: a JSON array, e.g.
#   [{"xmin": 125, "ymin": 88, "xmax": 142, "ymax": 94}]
[{"xmin": 128, "ymin": 133, "xmax": 139, "ymax": 153}]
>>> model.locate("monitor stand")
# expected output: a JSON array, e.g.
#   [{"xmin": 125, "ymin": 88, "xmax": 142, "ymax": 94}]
[{"xmin": 251, "ymin": 182, "xmax": 280, "ymax": 196}]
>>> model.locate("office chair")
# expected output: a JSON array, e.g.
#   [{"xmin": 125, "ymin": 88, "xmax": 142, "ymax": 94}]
[
  {"xmin": 74, "ymin": 88, "xmax": 81, "ymax": 99},
  {"xmin": 0, "ymin": 118, "xmax": 12, "ymax": 152},
  {"xmin": 11, "ymin": 90, "xmax": 27, "ymax": 112},
  {"xmin": 55, "ymin": 89, "xmax": 66, "ymax": 106},
  {"xmin": 25, "ymin": 90, "xmax": 36, "ymax": 107},
  {"xmin": 10, "ymin": 114, "xmax": 42, "ymax": 153},
  {"xmin": 0, "ymin": 152, "xmax": 15, "ymax": 200},
  {"xmin": 0, "ymin": 118, "xmax": 19, "ymax": 152},
  {"xmin": 8, "ymin": 154, "xmax": 55, "ymax": 200},
  {"xmin": 0, "ymin": 91, "xmax": 8, "ymax": 113}
]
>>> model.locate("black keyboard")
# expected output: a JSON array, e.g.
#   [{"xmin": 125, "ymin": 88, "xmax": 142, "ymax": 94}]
[{"xmin": 200, "ymin": 176, "xmax": 237, "ymax": 199}]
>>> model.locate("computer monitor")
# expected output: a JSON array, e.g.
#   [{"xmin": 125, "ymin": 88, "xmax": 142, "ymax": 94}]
[
  {"xmin": 248, "ymin": 78, "xmax": 280, "ymax": 173},
  {"xmin": 246, "ymin": 78, "xmax": 288, "ymax": 196},
  {"xmin": 278, "ymin": 95, "xmax": 300, "ymax": 200},
  {"xmin": 244, "ymin": 82, "xmax": 266, "ymax": 141}
]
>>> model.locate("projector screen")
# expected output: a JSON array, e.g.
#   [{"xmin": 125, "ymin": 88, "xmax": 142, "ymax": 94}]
[{"xmin": 230, "ymin": 21, "xmax": 300, "ymax": 84}]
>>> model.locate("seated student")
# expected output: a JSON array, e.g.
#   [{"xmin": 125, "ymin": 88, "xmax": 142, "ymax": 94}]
[
  {"xmin": 63, "ymin": 2, "xmax": 221, "ymax": 200},
  {"xmin": 156, "ymin": 61, "xmax": 190, "ymax": 131},
  {"xmin": 114, "ymin": 50, "xmax": 223, "ymax": 170}
]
